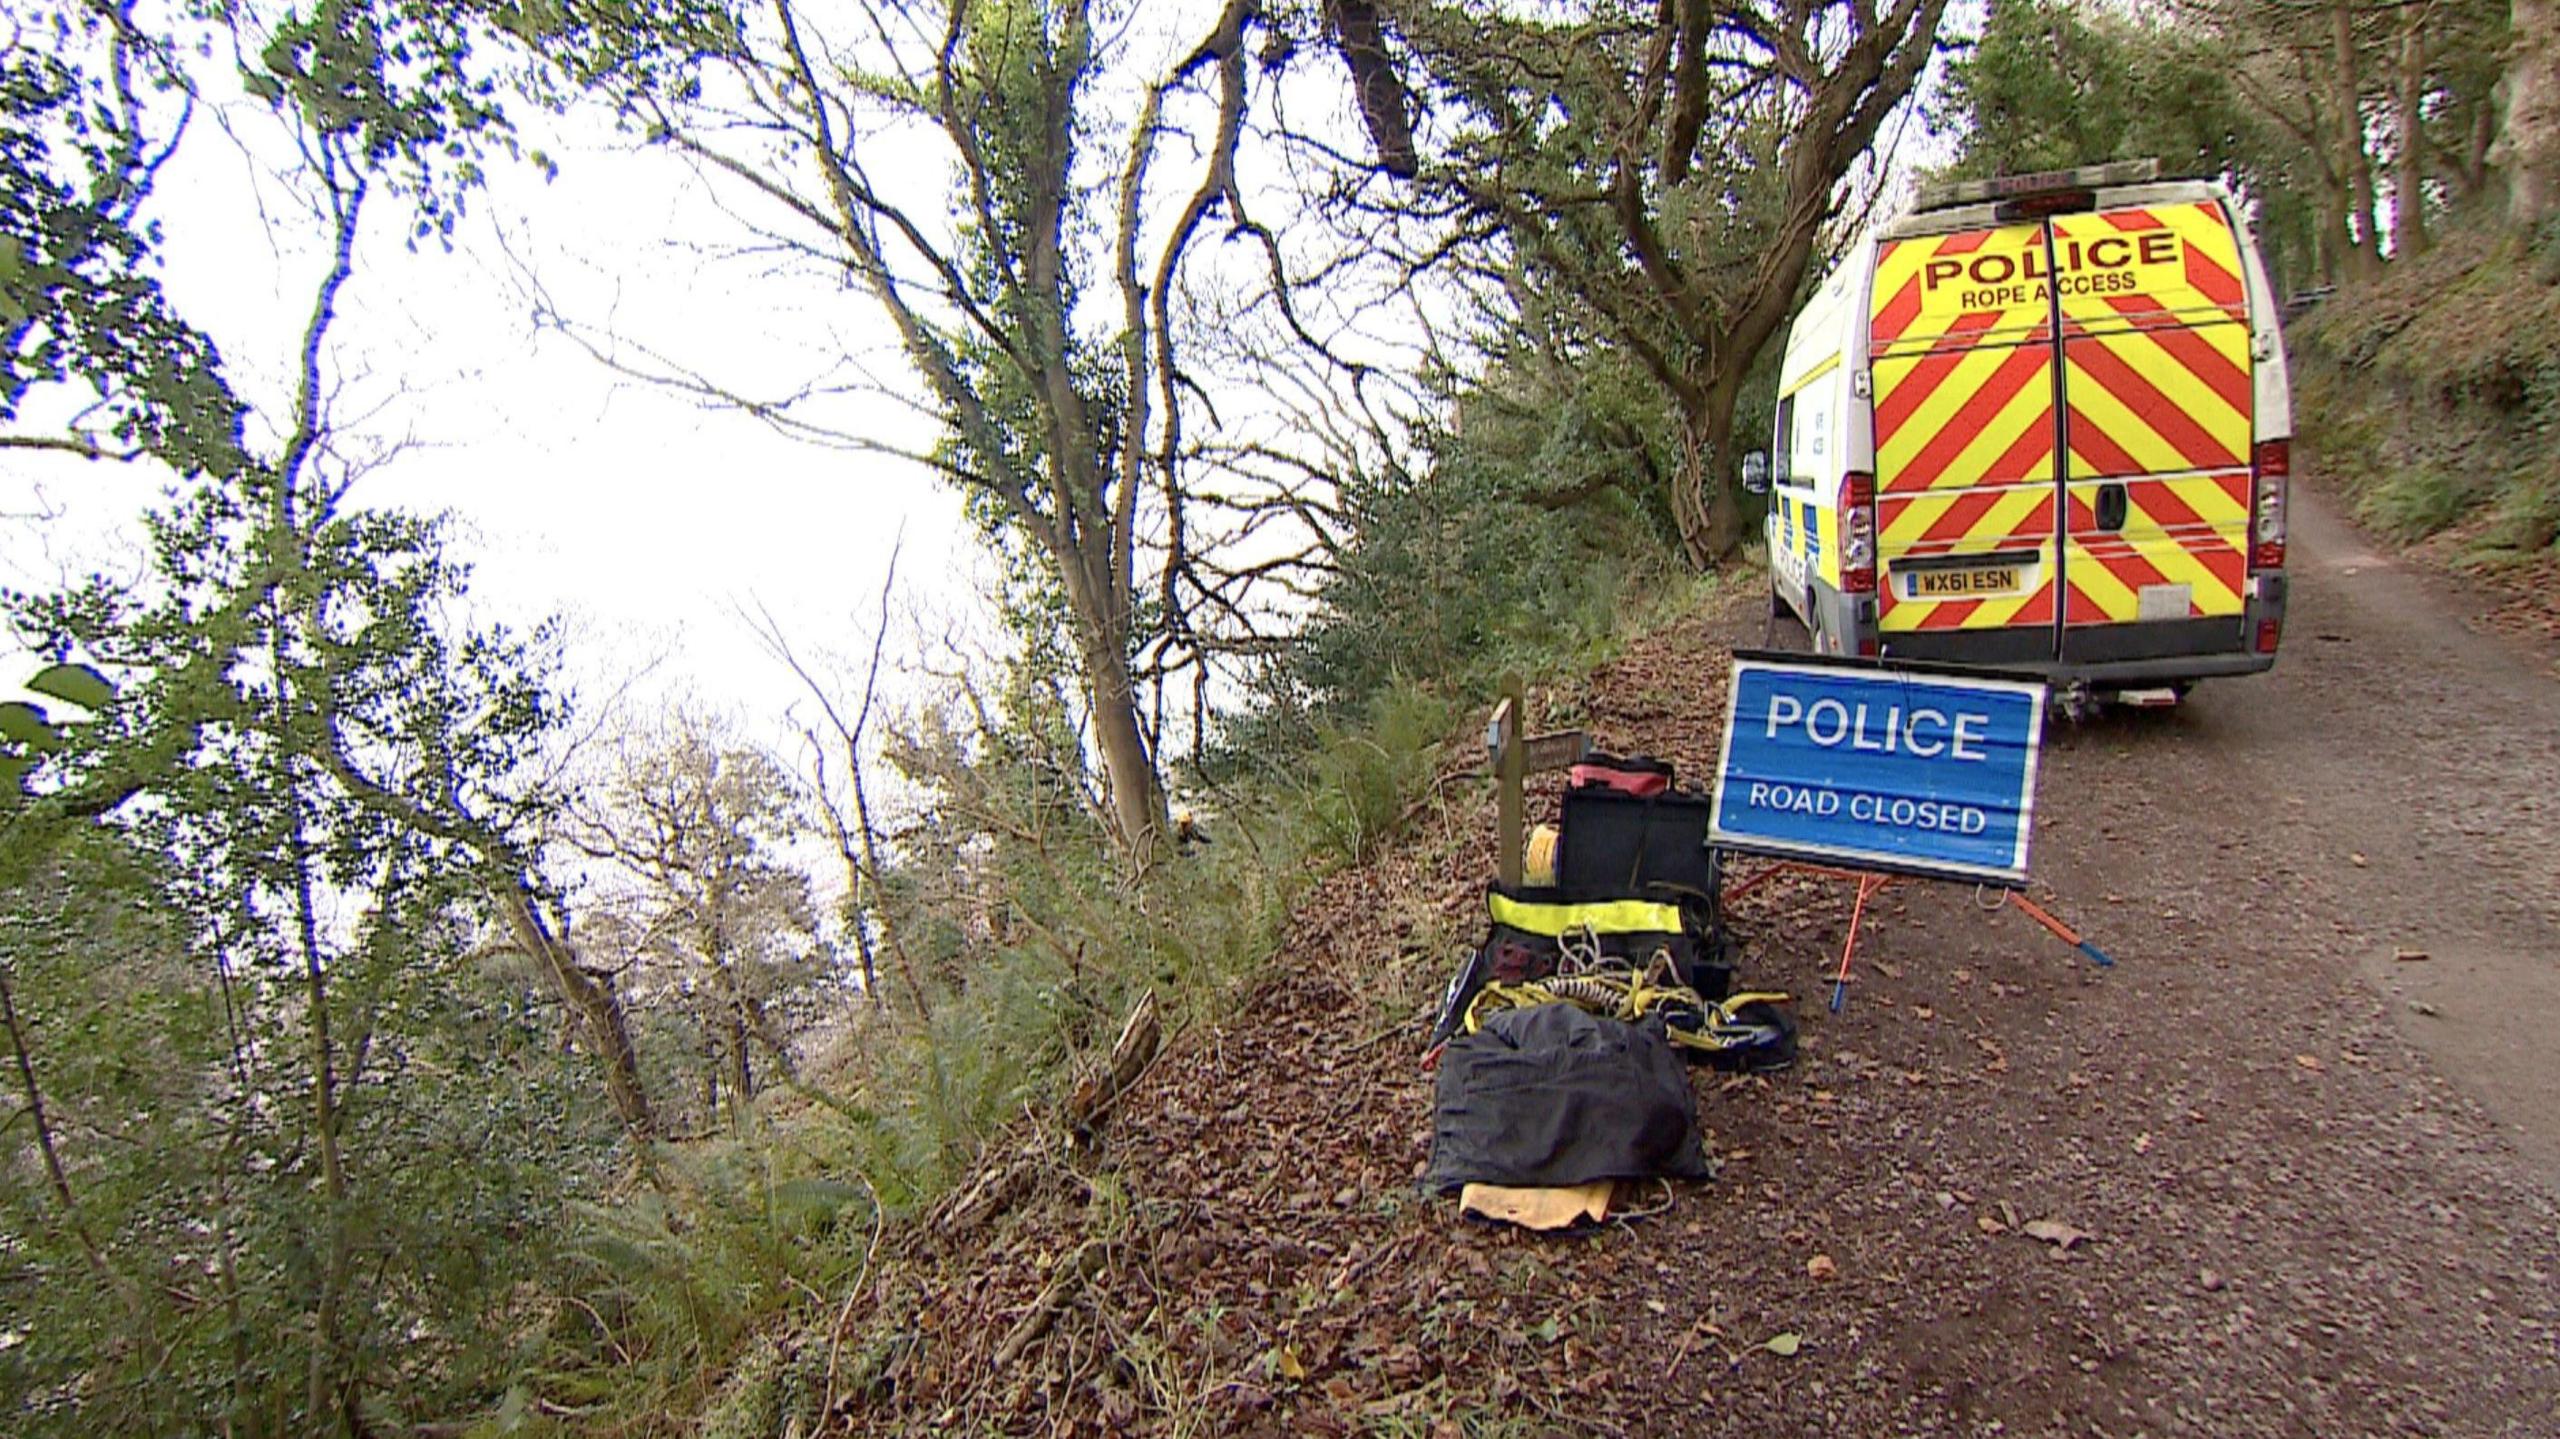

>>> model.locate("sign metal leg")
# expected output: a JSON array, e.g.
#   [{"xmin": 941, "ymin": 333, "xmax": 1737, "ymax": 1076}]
[
  {"xmin": 2005, "ymin": 890, "xmax": 2115, "ymax": 968},
  {"xmin": 1830, "ymin": 871, "xmax": 1891, "ymax": 1013}
]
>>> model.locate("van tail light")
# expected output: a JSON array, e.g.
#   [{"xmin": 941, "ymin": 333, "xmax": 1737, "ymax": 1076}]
[
  {"xmin": 1840, "ymin": 471, "xmax": 1877, "ymax": 594},
  {"xmin": 2250, "ymin": 439, "xmax": 2289, "ymax": 571},
  {"xmin": 2255, "ymin": 618, "xmax": 2282, "ymax": 654}
]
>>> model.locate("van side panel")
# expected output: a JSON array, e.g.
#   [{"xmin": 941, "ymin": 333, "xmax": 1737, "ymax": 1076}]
[
  {"xmin": 1770, "ymin": 263, "xmax": 1858, "ymax": 624},
  {"xmin": 2052, "ymin": 202, "xmax": 2254, "ymax": 632},
  {"xmin": 1868, "ymin": 223, "xmax": 2061, "ymax": 637}
]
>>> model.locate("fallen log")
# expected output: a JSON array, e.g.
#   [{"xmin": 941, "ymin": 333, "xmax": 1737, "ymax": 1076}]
[
  {"xmin": 933, "ymin": 1156, "xmax": 1036, "ymax": 1240},
  {"xmin": 1066, "ymin": 990, "xmax": 1161, "ymax": 1135}
]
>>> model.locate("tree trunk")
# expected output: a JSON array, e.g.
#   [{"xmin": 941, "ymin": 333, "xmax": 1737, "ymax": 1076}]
[
  {"xmin": 2508, "ymin": 0, "xmax": 2560, "ymax": 226},
  {"xmin": 1082, "ymin": 627, "xmax": 1168, "ymax": 857},
  {"xmin": 2334, "ymin": 2, "xmax": 2381, "ymax": 278},
  {"xmin": 2318, "ymin": 185, "xmax": 2352, "ymax": 285},
  {"xmin": 725, "ymin": 1006, "xmax": 753, "ymax": 1125},
  {"xmin": 0, "ymin": 963, "xmax": 115, "ymax": 1283},
  {"xmin": 846, "ymin": 762, "xmax": 929, "ymax": 1020},
  {"xmin": 2460, "ymin": 101, "xmax": 2498, "ymax": 205},
  {"xmin": 287, "ymin": 776, "xmax": 356, "ymax": 1434},
  {"xmin": 1671, "ymin": 397, "xmax": 1745, "ymax": 568},
  {"xmin": 2394, "ymin": 22, "xmax": 2429, "ymax": 257},
  {"xmin": 502, "ymin": 887, "xmax": 654, "ymax": 1140}
]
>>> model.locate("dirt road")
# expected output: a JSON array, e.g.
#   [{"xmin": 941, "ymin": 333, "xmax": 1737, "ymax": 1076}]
[
  {"xmin": 2147, "ymin": 485, "xmax": 2560, "ymax": 1181},
  {"xmin": 857, "ymin": 480, "xmax": 2560, "ymax": 1438}
]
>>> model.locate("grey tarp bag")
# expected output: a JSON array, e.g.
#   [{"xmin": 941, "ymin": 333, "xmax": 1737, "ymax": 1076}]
[{"xmin": 1423, "ymin": 1002, "xmax": 1711, "ymax": 1194}]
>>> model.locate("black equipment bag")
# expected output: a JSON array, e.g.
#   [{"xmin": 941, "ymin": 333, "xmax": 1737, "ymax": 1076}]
[
  {"xmin": 1554, "ymin": 787, "xmax": 1717, "ymax": 906},
  {"xmin": 1553, "ymin": 788, "xmax": 1732, "ymax": 996},
  {"xmin": 1424, "ymin": 1003, "xmax": 1711, "ymax": 1194}
]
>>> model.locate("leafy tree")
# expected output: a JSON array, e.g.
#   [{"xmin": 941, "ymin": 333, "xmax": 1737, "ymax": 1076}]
[
  {"xmin": 0, "ymin": 8, "xmax": 242, "ymax": 474},
  {"xmin": 1327, "ymin": 0, "xmax": 1951, "ymax": 565},
  {"xmin": 568, "ymin": 715, "xmax": 837, "ymax": 1131},
  {"xmin": 0, "ymin": 3, "xmax": 674, "ymax": 1429},
  {"xmin": 1939, "ymin": 0, "xmax": 2511, "ymax": 290},
  {"xmin": 3, "ymin": 0, "xmax": 668, "ymax": 1138},
  {"xmin": 5, "ymin": 476, "xmax": 611, "ymax": 1431}
]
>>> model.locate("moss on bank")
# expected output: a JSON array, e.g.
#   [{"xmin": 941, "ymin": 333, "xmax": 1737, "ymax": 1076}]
[{"xmin": 2291, "ymin": 227, "xmax": 2560, "ymax": 558}]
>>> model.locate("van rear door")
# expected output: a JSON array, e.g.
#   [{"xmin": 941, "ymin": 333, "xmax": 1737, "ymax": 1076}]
[
  {"xmin": 2051, "ymin": 203, "xmax": 2254, "ymax": 661},
  {"xmin": 1869, "ymin": 221, "xmax": 2063, "ymax": 657},
  {"xmin": 1867, "ymin": 197, "xmax": 2255, "ymax": 665}
]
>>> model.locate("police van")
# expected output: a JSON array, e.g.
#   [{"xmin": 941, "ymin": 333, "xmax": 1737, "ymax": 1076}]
[{"xmin": 1747, "ymin": 160, "xmax": 2293, "ymax": 701}]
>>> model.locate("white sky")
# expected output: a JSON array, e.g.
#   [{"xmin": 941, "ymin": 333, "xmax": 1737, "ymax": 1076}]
[{"xmin": 2, "ymin": 74, "xmax": 983, "ymax": 734}]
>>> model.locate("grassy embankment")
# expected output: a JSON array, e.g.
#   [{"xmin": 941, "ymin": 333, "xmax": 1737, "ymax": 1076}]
[
  {"xmin": 653, "ymin": 548, "xmax": 1726, "ymax": 1437},
  {"xmin": 2290, "ymin": 228, "xmax": 2560, "ymax": 639}
]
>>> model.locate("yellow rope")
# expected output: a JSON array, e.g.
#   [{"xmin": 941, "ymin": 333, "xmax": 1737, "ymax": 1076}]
[{"xmin": 1460, "ymin": 955, "xmax": 1791, "ymax": 1055}]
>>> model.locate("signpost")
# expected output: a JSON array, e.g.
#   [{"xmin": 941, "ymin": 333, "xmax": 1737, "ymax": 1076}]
[
  {"xmin": 1485, "ymin": 675, "xmax": 1589, "ymax": 888},
  {"xmin": 1709, "ymin": 655, "xmax": 2046, "ymax": 884}
]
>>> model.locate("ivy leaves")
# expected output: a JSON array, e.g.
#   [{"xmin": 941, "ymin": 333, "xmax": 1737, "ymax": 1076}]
[{"xmin": 0, "ymin": 662, "xmax": 115, "ymax": 800}]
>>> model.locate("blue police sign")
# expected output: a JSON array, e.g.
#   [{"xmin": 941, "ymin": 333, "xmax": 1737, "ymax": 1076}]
[{"xmin": 1709, "ymin": 656, "xmax": 2047, "ymax": 884}]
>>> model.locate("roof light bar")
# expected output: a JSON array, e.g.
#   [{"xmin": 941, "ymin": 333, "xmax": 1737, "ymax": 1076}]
[{"xmin": 1914, "ymin": 158, "xmax": 2162, "ymax": 214}]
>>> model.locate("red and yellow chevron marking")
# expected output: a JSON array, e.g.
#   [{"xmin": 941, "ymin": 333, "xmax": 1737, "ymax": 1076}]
[
  {"xmin": 2061, "ymin": 473, "xmax": 2252, "ymax": 623},
  {"xmin": 1867, "ymin": 201, "xmax": 2256, "ymax": 632},
  {"xmin": 1871, "ymin": 224, "xmax": 2054, "ymax": 501},
  {"xmin": 2056, "ymin": 204, "xmax": 2252, "ymax": 484},
  {"xmin": 2053, "ymin": 205, "xmax": 2252, "ymax": 621},
  {"xmin": 1876, "ymin": 486, "xmax": 2057, "ymax": 633}
]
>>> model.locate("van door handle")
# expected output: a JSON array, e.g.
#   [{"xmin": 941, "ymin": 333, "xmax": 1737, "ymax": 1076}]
[{"xmin": 2095, "ymin": 482, "xmax": 2129, "ymax": 532}]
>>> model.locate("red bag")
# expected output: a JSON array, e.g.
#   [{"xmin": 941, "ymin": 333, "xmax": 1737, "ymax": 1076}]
[{"xmin": 1567, "ymin": 750, "xmax": 1674, "ymax": 797}]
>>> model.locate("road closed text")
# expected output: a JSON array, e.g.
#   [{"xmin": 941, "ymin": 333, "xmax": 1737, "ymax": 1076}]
[{"xmin": 1739, "ymin": 781, "xmax": 1992, "ymax": 835}]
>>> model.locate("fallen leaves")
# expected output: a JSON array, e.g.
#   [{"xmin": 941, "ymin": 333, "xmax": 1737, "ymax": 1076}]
[
  {"xmin": 837, "ymin": 591, "xmax": 2560, "ymax": 1438},
  {"xmin": 1668, "ymin": 1315, "xmax": 1727, "ymax": 1375},
  {"xmin": 2020, "ymin": 1218, "xmax": 2093, "ymax": 1252}
]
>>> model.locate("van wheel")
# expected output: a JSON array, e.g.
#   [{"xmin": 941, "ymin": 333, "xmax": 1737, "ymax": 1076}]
[{"xmin": 1763, "ymin": 590, "xmax": 1815, "ymax": 652}]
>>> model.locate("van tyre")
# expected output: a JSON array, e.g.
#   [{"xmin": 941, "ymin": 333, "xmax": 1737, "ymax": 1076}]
[{"xmin": 1765, "ymin": 593, "xmax": 1816, "ymax": 653}]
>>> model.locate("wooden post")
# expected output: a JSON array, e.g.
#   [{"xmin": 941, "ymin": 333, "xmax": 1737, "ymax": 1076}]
[
  {"xmin": 1485, "ymin": 677, "xmax": 1593, "ymax": 889},
  {"xmin": 1491, "ymin": 675, "xmax": 1524, "ymax": 888}
]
